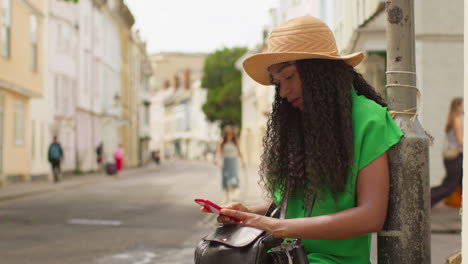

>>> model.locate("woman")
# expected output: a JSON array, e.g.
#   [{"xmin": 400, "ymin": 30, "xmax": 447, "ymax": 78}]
[
  {"xmin": 216, "ymin": 125, "xmax": 245, "ymax": 203},
  {"xmin": 201, "ymin": 16, "xmax": 403, "ymax": 263},
  {"xmin": 114, "ymin": 144, "xmax": 124, "ymax": 172},
  {"xmin": 431, "ymin": 98, "xmax": 464, "ymax": 207}
]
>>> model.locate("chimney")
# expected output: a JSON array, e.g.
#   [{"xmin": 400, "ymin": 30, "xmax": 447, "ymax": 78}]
[
  {"xmin": 173, "ymin": 75, "xmax": 180, "ymax": 89},
  {"xmin": 183, "ymin": 68, "xmax": 191, "ymax": 89}
]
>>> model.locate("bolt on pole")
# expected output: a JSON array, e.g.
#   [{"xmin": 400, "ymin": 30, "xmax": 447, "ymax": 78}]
[{"xmin": 378, "ymin": 0, "xmax": 431, "ymax": 263}]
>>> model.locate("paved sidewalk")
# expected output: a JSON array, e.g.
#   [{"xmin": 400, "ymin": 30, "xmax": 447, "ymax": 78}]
[
  {"xmin": 431, "ymin": 205, "xmax": 462, "ymax": 233},
  {"xmin": 0, "ymin": 164, "xmax": 159, "ymax": 203}
]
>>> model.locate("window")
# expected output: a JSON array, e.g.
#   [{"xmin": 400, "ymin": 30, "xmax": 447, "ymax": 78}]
[
  {"xmin": 320, "ymin": 0, "xmax": 327, "ymax": 23},
  {"xmin": 40, "ymin": 122, "xmax": 44, "ymax": 159},
  {"xmin": 69, "ymin": 80, "xmax": 75, "ymax": 115},
  {"xmin": 54, "ymin": 75, "xmax": 60, "ymax": 112},
  {"xmin": 57, "ymin": 24, "xmax": 61, "ymax": 50},
  {"xmin": 63, "ymin": 77, "xmax": 69, "ymax": 115},
  {"xmin": 184, "ymin": 100, "xmax": 191, "ymax": 131},
  {"xmin": 57, "ymin": 23, "xmax": 71, "ymax": 54},
  {"xmin": 31, "ymin": 15, "xmax": 38, "ymax": 71},
  {"xmin": 356, "ymin": 0, "xmax": 360, "ymax": 25},
  {"xmin": 292, "ymin": 0, "xmax": 301, "ymax": 6},
  {"xmin": 1, "ymin": 0, "xmax": 11, "ymax": 57},
  {"xmin": 362, "ymin": 0, "xmax": 367, "ymax": 21},
  {"xmin": 145, "ymin": 105, "xmax": 149, "ymax": 125},
  {"xmin": 14, "ymin": 100, "xmax": 24, "ymax": 145},
  {"xmin": 31, "ymin": 120, "xmax": 35, "ymax": 158},
  {"xmin": 84, "ymin": 54, "xmax": 88, "ymax": 94}
]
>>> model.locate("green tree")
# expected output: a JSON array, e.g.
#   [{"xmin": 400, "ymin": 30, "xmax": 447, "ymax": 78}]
[{"xmin": 201, "ymin": 47, "xmax": 247, "ymax": 128}]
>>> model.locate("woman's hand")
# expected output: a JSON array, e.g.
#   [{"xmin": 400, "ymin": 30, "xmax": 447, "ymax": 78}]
[
  {"xmin": 220, "ymin": 207, "xmax": 282, "ymax": 237},
  {"xmin": 215, "ymin": 202, "xmax": 250, "ymax": 223},
  {"xmin": 199, "ymin": 202, "xmax": 252, "ymax": 223},
  {"xmin": 241, "ymin": 160, "xmax": 246, "ymax": 168},
  {"xmin": 199, "ymin": 202, "xmax": 249, "ymax": 215}
]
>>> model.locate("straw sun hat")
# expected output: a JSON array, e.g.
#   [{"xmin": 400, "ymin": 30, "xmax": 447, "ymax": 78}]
[{"xmin": 242, "ymin": 16, "xmax": 364, "ymax": 85}]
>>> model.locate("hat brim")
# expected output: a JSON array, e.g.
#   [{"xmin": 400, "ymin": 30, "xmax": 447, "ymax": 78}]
[{"xmin": 242, "ymin": 52, "xmax": 365, "ymax": 86}]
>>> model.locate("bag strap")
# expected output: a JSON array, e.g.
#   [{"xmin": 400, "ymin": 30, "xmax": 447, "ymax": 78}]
[{"xmin": 279, "ymin": 189, "xmax": 289, "ymax": 219}]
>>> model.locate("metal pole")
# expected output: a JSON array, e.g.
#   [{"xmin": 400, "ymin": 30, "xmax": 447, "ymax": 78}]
[{"xmin": 378, "ymin": 1, "xmax": 431, "ymax": 263}]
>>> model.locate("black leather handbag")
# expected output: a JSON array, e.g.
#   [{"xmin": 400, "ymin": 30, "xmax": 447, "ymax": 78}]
[
  {"xmin": 194, "ymin": 191, "xmax": 314, "ymax": 264},
  {"xmin": 194, "ymin": 223, "xmax": 284, "ymax": 263}
]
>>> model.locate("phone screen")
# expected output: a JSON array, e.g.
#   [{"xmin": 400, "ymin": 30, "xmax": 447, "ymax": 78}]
[{"xmin": 194, "ymin": 199, "xmax": 242, "ymax": 222}]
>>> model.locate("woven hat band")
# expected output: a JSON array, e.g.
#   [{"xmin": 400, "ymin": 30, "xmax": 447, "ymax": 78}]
[{"xmin": 268, "ymin": 25, "xmax": 338, "ymax": 54}]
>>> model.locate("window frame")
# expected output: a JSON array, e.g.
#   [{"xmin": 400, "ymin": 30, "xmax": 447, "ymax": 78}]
[
  {"xmin": 1, "ymin": 0, "xmax": 11, "ymax": 58},
  {"xmin": 14, "ymin": 99, "xmax": 24, "ymax": 145},
  {"xmin": 30, "ymin": 14, "xmax": 38, "ymax": 71}
]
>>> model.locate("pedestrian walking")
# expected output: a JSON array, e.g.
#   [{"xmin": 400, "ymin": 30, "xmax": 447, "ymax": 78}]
[
  {"xmin": 216, "ymin": 125, "xmax": 245, "ymax": 203},
  {"xmin": 431, "ymin": 97, "xmax": 464, "ymax": 207},
  {"xmin": 151, "ymin": 150, "xmax": 161, "ymax": 165},
  {"xmin": 201, "ymin": 16, "xmax": 404, "ymax": 263},
  {"xmin": 47, "ymin": 136, "xmax": 64, "ymax": 183},
  {"xmin": 114, "ymin": 144, "xmax": 124, "ymax": 173},
  {"xmin": 96, "ymin": 142, "xmax": 104, "ymax": 171}
]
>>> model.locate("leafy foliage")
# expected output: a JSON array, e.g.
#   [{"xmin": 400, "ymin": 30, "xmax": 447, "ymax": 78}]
[{"xmin": 201, "ymin": 47, "xmax": 247, "ymax": 128}]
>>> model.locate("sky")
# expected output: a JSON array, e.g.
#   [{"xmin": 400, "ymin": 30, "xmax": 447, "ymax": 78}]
[{"xmin": 124, "ymin": 0, "xmax": 278, "ymax": 55}]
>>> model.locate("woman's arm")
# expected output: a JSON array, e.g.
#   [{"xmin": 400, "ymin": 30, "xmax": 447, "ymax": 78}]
[
  {"xmin": 216, "ymin": 140, "xmax": 223, "ymax": 167},
  {"xmin": 235, "ymin": 138, "xmax": 246, "ymax": 167},
  {"xmin": 245, "ymin": 200, "xmax": 272, "ymax": 215},
  {"xmin": 454, "ymin": 116, "xmax": 464, "ymax": 147},
  {"xmin": 221, "ymin": 152, "xmax": 390, "ymax": 240}
]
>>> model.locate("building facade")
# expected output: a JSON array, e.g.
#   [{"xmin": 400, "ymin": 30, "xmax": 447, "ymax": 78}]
[
  {"xmin": 97, "ymin": 0, "xmax": 122, "ymax": 165},
  {"xmin": 119, "ymin": 2, "xmax": 136, "ymax": 168},
  {"xmin": 0, "ymin": 0, "xmax": 145, "ymax": 186},
  {"xmin": 30, "ymin": 0, "xmax": 57, "ymax": 179},
  {"xmin": 126, "ymin": 30, "xmax": 152, "ymax": 167},
  {"xmin": 0, "ymin": 0, "xmax": 45, "ymax": 185},
  {"xmin": 138, "ymin": 50, "xmax": 152, "ymax": 165},
  {"xmin": 75, "ymin": 0, "xmax": 102, "ymax": 173},
  {"xmin": 237, "ymin": 48, "xmax": 275, "ymax": 165},
  {"xmin": 44, "ymin": 0, "xmax": 79, "ymax": 174},
  {"xmin": 331, "ymin": 0, "xmax": 464, "ymax": 185},
  {"xmin": 149, "ymin": 53, "xmax": 211, "ymax": 161}
]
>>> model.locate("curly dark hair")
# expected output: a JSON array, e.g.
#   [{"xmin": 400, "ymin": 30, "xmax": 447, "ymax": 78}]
[{"xmin": 260, "ymin": 59, "xmax": 386, "ymax": 206}]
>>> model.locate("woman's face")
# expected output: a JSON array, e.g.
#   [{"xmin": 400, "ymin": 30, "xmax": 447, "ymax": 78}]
[
  {"xmin": 224, "ymin": 127, "xmax": 234, "ymax": 138},
  {"xmin": 457, "ymin": 102, "xmax": 464, "ymax": 115},
  {"xmin": 269, "ymin": 62, "xmax": 304, "ymax": 111}
]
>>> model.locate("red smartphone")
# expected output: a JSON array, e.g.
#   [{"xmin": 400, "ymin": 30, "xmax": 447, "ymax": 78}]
[{"xmin": 194, "ymin": 198, "xmax": 242, "ymax": 222}]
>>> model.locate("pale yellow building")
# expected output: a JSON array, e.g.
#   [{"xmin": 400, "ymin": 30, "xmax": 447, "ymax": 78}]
[
  {"xmin": 149, "ymin": 53, "xmax": 208, "ymax": 160},
  {"xmin": 237, "ymin": 47, "xmax": 275, "ymax": 166},
  {"xmin": 118, "ymin": 4, "xmax": 137, "ymax": 168},
  {"xmin": 0, "ymin": 0, "xmax": 45, "ymax": 186}
]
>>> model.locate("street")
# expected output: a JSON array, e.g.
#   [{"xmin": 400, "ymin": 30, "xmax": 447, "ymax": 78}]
[
  {"xmin": 0, "ymin": 161, "xmax": 227, "ymax": 264},
  {"xmin": 0, "ymin": 160, "xmax": 461, "ymax": 264}
]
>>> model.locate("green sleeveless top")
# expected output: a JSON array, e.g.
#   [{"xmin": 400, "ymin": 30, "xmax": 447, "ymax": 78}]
[{"xmin": 274, "ymin": 89, "xmax": 404, "ymax": 263}]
